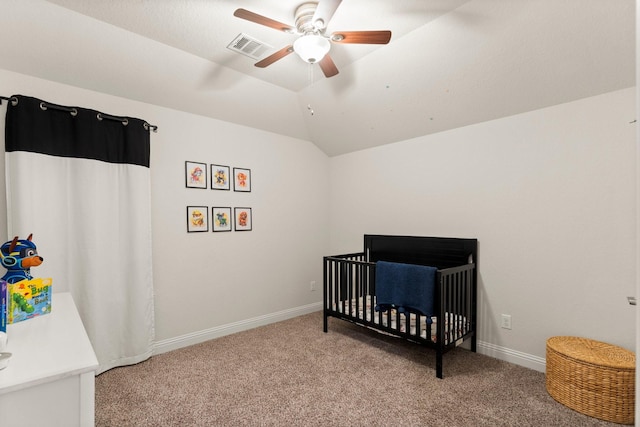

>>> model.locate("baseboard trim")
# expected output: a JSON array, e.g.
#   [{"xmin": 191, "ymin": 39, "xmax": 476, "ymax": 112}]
[
  {"xmin": 154, "ymin": 306, "xmax": 547, "ymax": 374},
  {"xmin": 477, "ymin": 340, "xmax": 546, "ymax": 373},
  {"xmin": 153, "ymin": 302, "xmax": 323, "ymax": 355}
]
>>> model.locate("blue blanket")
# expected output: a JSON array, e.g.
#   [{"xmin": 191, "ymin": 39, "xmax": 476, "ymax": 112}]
[{"xmin": 374, "ymin": 261, "xmax": 437, "ymax": 317}]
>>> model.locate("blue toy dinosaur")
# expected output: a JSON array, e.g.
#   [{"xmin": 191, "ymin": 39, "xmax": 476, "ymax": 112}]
[{"xmin": 0, "ymin": 234, "xmax": 43, "ymax": 284}]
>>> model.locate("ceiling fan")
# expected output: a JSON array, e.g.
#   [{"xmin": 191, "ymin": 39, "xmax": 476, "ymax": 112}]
[{"xmin": 233, "ymin": 1, "xmax": 392, "ymax": 78}]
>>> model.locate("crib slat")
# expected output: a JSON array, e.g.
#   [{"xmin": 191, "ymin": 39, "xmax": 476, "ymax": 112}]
[
  {"xmin": 456, "ymin": 272, "xmax": 460, "ymax": 340},
  {"xmin": 348, "ymin": 261, "xmax": 353, "ymax": 317}
]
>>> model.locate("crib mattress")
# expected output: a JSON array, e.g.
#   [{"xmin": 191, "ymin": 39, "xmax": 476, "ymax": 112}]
[{"xmin": 332, "ymin": 295, "xmax": 468, "ymax": 346}]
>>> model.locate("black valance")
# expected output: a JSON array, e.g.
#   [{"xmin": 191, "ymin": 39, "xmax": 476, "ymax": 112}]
[{"xmin": 5, "ymin": 95, "xmax": 151, "ymax": 167}]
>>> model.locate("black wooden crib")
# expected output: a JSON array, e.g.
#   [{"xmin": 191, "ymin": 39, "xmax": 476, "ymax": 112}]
[{"xmin": 323, "ymin": 234, "xmax": 477, "ymax": 378}]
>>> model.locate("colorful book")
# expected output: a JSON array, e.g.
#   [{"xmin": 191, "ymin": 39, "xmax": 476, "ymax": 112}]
[
  {"xmin": 8, "ymin": 278, "xmax": 52, "ymax": 324},
  {"xmin": 0, "ymin": 280, "xmax": 6, "ymax": 332}
]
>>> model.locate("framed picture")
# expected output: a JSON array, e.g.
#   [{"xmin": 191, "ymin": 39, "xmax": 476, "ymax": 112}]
[
  {"xmin": 187, "ymin": 206, "xmax": 209, "ymax": 232},
  {"xmin": 212, "ymin": 207, "xmax": 232, "ymax": 232},
  {"xmin": 211, "ymin": 164, "xmax": 231, "ymax": 190},
  {"xmin": 185, "ymin": 161, "xmax": 207, "ymax": 189},
  {"xmin": 234, "ymin": 207, "xmax": 252, "ymax": 231},
  {"xmin": 233, "ymin": 167, "xmax": 251, "ymax": 192}
]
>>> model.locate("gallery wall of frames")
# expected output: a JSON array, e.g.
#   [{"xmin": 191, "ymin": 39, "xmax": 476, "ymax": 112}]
[{"xmin": 185, "ymin": 161, "xmax": 252, "ymax": 233}]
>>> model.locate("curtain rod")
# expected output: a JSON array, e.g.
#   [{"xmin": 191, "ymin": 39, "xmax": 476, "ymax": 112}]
[{"xmin": 0, "ymin": 95, "xmax": 158, "ymax": 132}]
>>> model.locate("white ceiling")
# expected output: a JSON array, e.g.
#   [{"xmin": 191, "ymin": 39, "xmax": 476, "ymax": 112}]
[
  {"xmin": 43, "ymin": 0, "xmax": 473, "ymax": 92},
  {"xmin": 0, "ymin": 0, "xmax": 635, "ymax": 156}
]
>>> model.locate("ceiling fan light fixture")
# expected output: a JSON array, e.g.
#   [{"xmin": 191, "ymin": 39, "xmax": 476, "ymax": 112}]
[{"xmin": 293, "ymin": 34, "xmax": 330, "ymax": 63}]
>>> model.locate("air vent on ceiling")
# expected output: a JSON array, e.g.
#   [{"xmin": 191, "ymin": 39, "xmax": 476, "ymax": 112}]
[{"xmin": 227, "ymin": 33, "xmax": 272, "ymax": 60}]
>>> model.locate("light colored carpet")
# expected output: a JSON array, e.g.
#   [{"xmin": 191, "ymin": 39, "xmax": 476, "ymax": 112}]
[{"xmin": 96, "ymin": 311, "xmax": 621, "ymax": 426}]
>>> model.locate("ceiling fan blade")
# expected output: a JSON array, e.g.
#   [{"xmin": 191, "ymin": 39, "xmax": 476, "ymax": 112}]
[
  {"xmin": 312, "ymin": 0, "xmax": 343, "ymax": 30},
  {"xmin": 233, "ymin": 8, "xmax": 294, "ymax": 33},
  {"xmin": 319, "ymin": 54, "xmax": 339, "ymax": 78},
  {"xmin": 331, "ymin": 30, "xmax": 392, "ymax": 44},
  {"xmin": 254, "ymin": 45, "xmax": 294, "ymax": 68}
]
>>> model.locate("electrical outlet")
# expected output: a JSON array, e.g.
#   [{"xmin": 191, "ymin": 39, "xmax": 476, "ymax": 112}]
[
  {"xmin": 501, "ymin": 314, "xmax": 512, "ymax": 330},
  {"xmin": 310, "ymin": 281, "xmax": 317, "ymax": 291}
]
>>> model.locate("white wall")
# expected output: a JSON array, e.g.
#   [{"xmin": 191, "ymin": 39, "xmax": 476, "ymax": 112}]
[
  {"xmin": 329, "ymin": 88, "xmax": 636, "ymax": 366},
  {"xmin": 0, "ymin": 68, "xmax": 635, "ymax": 372},
  {"xmin": 0, "ymin": 69, "xmax": 329, "ymax": 348}
]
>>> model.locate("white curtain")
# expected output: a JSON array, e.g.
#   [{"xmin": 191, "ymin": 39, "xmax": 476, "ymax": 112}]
[{"xmin": 4, "ymin": 95, "xmax": 154, "ymax": 374}]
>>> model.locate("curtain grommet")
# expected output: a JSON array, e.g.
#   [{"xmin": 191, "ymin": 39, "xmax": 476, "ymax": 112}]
[
  {"xmin": 40, "ymin": 102, "xmax": 47, "ymax": 111},
  {"xmin": 70, "ymin": 108, "xmax": 78, "ymax": 117}
]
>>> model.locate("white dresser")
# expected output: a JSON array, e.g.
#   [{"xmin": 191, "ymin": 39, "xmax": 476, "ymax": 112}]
[{"xmin": 0, "ymin": 292, "xmax": 98, "ymax": 426}]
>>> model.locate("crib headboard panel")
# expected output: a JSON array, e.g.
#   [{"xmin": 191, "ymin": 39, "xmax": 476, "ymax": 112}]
[{"xmin": 364, "ymin": 234, "xmax": 477, "ymax": 269}]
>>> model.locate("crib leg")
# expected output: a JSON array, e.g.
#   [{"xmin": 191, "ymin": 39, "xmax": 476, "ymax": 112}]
[
  {"xmin": 471, "ymin": 334, "xmax": 477, "ymax": 353},
  {"xmin": 436, "ymin": 352, "xmax": 443, "ymax": 379},
  {"xmin": 323, "ymin": 311, "xmax": 328, "ymax": 333}
]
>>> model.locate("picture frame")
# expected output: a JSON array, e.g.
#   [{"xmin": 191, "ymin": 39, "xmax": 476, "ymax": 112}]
[
  {"xmin": 210, "ymin": 164, "xmax": 231, "ymax": 190},
  {"xmin": 212, "ymin": 207, "xmax": 233, "ymax": 232},
  {"xmin": 234, "ymin": 207, "xmax": 252, "ymax": 231},
  {"xmin": 186, "ymin": 206, "xmax": 209, "ymax": 232},
  {"xmin": 185, "ymin": 161, "xmax": 207, "ymax": 189},
  {"xmin": 233, "ymin": 167, "xmax": 251, "ymax": 192}
]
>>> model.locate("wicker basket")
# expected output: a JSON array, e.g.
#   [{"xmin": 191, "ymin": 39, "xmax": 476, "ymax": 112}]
[{"xmin": 546, "ymin": 336, "xmax": 635, "ymax": 424}]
